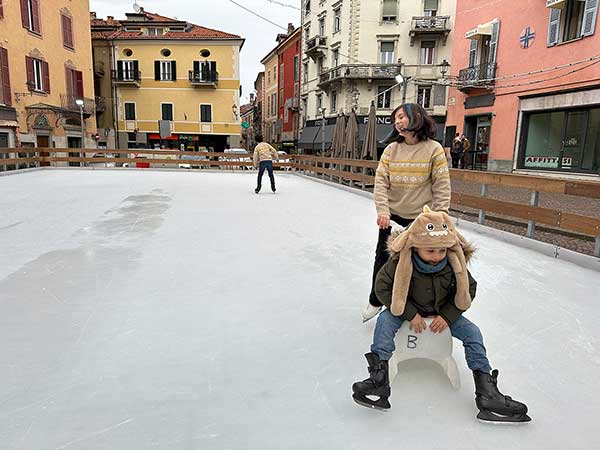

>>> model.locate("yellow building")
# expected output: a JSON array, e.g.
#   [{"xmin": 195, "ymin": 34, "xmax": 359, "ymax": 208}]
[
  {"xmin": 91, "ymin": 7, "xmax": 244, "ymax": 151},
  {"xmin": 0, "ymin": 0, "xmax": 96, "ymax": 149},
  {"xmin": 261, "ymin": 49, "xmax": 279, "ymax": 145}
]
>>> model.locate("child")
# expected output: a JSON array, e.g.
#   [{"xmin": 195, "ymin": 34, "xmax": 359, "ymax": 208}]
[
  {"xmin": 363, "ymin": 103, "xmax": 450, "ymax": 322},
  {"xmin": 352, "ymin": 206, "xmax": 531, "ymax": 423},
  {"xmin": 253, "ymin": 135, "xmax": 279, "ymax": 194}
]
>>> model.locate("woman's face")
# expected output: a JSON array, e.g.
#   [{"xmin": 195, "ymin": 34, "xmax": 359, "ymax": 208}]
[{"xmin": 394, "ymin": 108, "xmax": 411, "ymax": 135}]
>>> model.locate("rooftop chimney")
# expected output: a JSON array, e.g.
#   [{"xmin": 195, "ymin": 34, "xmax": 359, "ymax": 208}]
[
  {"xmin": 90, "ymin": 11, "xmax": 97, "ymax": 19},
  {"xmin": 107, "ymin": 16, "xmax": 114, "ymax": 21},
  {"xmin": 287, "ymin": 23, "xmax": 295, "ymax": 35}
]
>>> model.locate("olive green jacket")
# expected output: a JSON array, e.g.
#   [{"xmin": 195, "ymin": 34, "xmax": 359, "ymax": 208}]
[{"xmin": 375, "ymin": 254, "xmax": 478, "ymax": 324}]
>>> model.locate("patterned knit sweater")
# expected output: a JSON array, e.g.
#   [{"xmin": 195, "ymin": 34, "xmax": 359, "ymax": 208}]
[
  {"xmin": 374, "ymin": 139, "xmax": 451, "ymax": 219},
  {"xmin": 253, "ymin": 142, "xmax": 279, "ymax": 166}
]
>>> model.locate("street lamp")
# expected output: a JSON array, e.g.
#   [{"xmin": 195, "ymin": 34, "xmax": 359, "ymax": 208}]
[
  {"xmin": 395, "ymin": 73, "xmax": 411, "ymax": 104},
  {"xmin": 75, "ymin": 99, "xmax": 85, "ymax": 166},
  {"xmin": 318, "ymin": 106, "xmax": 326, "ymax": 155},
  {"xmin": 439, "ymin": 59, "xmax": 450, "ymax": 78}
]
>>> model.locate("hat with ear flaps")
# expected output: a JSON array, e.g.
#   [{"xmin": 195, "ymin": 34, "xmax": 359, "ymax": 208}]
[{"xmin": 388, "ymin": 205, "xmax": 476, "ymax": 317}]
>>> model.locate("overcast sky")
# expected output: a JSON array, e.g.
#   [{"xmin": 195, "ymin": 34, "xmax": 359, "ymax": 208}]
[{"xmin": 89, "ymin": 0, "xmax": 299, "ymax": 104}]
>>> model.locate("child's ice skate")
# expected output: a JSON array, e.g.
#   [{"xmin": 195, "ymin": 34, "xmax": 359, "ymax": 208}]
[
  {"xmin": 361, "ymin": 303, "xmax": 381, "ymax": 323},
  {"xmin": 352, "ymin": 352, "xmax": 391, "ymax": 410},
  {"xmin": 473, "ymin": 369, "xmax": 531, "ymax": 424}
]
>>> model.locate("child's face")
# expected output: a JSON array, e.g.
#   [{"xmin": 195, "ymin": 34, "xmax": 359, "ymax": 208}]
[
  {"xmin": 416, "ymin": 247, "xmax": 447, "ymax": 265},
  {"xmin": 394, "ymin": 108, "xmax": 411, "ymax": 134}
]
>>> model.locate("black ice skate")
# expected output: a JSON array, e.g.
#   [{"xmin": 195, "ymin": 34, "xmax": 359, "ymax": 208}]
[
  {"xmin": 352, "ymin": 352, "xmax": 391, "ymax": 411},
  {"xmin": 473, "ymin": 369, "xmax": 531, "ymax": 424}
]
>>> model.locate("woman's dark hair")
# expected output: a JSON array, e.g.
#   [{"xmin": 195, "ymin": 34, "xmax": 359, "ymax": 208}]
[
  {"xmin": 255, "ymin": 134, "xmax": 264, "ymax": 143},
  {"xmin": 381, "ymin": 103, "xmax": 437, "ymax": 144}
]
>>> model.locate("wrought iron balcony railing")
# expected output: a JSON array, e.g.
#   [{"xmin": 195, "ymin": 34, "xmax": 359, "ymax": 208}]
[{"xmin": 457, "ymin": 62, "xmax": 497, "ymax": 90}]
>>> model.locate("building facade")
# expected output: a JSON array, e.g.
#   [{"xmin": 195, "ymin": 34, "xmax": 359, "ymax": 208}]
[
  {"xmin": 277, "ymin": 27, "xmax": 302, "ymax": 152},
  {"xmin": 91, "ymin": 7, "xmax": 244, "ymax": 151},
  {"xmin": 261, "ymin": 47, "xmax": 279, "ymax": 145},
  {"xmin": 0, "ymin": 0, "xmax": 96, "ymax": 151},
  {"xmin": 253, "ymin": 71, "xmax": 264, "ymax": 139},
  {"xmin": 446, "ymin": 0, "xmax": 599, "ymax": 175},
  {"xmin": 299, "ymin": 0, "xmax": 455, "ymax": 154}
]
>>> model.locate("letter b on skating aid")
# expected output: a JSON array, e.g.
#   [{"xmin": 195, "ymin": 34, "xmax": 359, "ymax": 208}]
[{"xmin": 407, "ymin": 335, "xmax": 418, "ymax": 349}]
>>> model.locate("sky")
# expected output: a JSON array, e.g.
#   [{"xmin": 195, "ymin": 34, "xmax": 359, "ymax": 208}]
[{"xmin": 89, "ymin": 0, "xmax": 299, "ymax": 104}]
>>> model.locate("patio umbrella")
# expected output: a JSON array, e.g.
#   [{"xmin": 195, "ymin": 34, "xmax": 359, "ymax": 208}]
[
  {"xmin": 344, "ymin": 109, "xmax": 358, "ymax": 160},
  {"xmin": 360, "ymin": 102, "xmax": 377, "ymax": 160},
  {"xmin": 330, "ymin": 113, "xmax": 346, "ymax": 158}
]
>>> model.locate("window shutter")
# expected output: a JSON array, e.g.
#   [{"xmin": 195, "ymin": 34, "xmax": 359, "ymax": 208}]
[
  {"xmin": 62, "ymin": 15, "xmax": 74, "ymax": 48},
  {"xmin": 154, "ymin": 61, "xmax": 160, "ymax": 81},
  {"xmin": 31, "ymin": 0, "xmax": 40, "ymax": 33},
  {"xmin": 75, "ymin": 70, "xmax": 83, "ymax": 98},
  {"xmin": 210, "ymin": 61, "xmax": 217, "ymax": 74},
  {"xmin": 0, "ymin": 0, "xmax": 4, "ymax": 19},
  {"xmin": 468, "ymin": 39, "xmax": 477, "ymax": 67},
  {"xmin": 193, "ymin": 60, "xmax": 199, "ymax": 76},
  {"xmin": 487, "ymin": 21, "xmax": 500, "ymax": 79},
  {"xmin": 132, "ymin": 60, "xmax": 139, "ymax": 80},
  {"xmin": 116, "ymin": 60, "xmax": 123, "ymax": 79},
  {"xmin": 171, "ymin": 61, "xmax": 176, "ymax": 80},
  {"xmin": 65, "ymin": 67, "xmax": 73, "ymax": 97},
  {"xmin": 424, "ymin": 0, "xmax": 438, "ymax": 11},
  {"xmin": 20, "ymin": 0, "xmax": 29, "ymax": 28},
  {"xmin": 433, "ymin": 84, "xmax": 446, "ymax": 106},
  {"xmin": 382, "ymin": 0, "xmax": 396, "ymax": 17},
  {"xmin": 42, "ymin": 60, "xmax": 50, "ymax": 94},
  {"xmin": 582, "ymin": 0, "xmax": 598, "ymax": 37},
  {"xmin": 0, "ymin": 48, "xmax": 11, "ymax": 105},
  {"xmin": 25, "ymin": 56, "xmax": 34, "ymax": 91},
  {"xmin": 547, "ymin": 8, "xmax": 561, "ymax": 46}
]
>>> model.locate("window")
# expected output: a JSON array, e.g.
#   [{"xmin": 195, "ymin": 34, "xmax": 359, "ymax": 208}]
[
  {"xmin": 420, "ymin": 41, "xmax": 435, "ymax": 65},
  {"xmin": 267, "ymin": 70, "xmax": 271, "ymax": 83},
  {"xmin": 304, "ymin": 27, "xmax": 310, "ymax": 45},
  {"xmin": 334, "ymin": 8, "xmax": 341, "ymax": 33},
  {"xmin": 377, "ymin": 85, "xmax": 392, "ymax": 109},
  {"xmin": 200, "ymin": 104, "xmax": 212, "ymax": 122},
  {"xmin": 21, "ymin": 0, "xmax": 41, "ymax": 33},
  {"xmin": 279, "ymin": 88, "xmax": 284, "ymax": 111},
  {"xmin": 424, "ymin": 0, "xmax": 438, "ymax": 16},
  {"xmin": 417, "ymin": 86, "xmax": 432, "ymax": 108},
  {"xmin": 161, "ymin": 103, "xmax": 173, "ymax": 121},
  {"xmin": 274, "ymin": 65, "xmax": 277, "ymax": 80},
  {"xmin": 294, "ymin": 56, "xmax": 299, "ymax": 82},
  {"xmin": 280, "ymin": 63, "xmax": 284, "ymax": 87},
  {"xmin": 316, "ymin": 94, "xmax": 323, "ymax": 113},
  {"xmin": 26, "ymin": 56, "xmax": 49, "ymax": 93},
  {"xmin": 124, "ymin": 102, "xmax": 136, "ymax": 120},
  {"xmin": 332, "ymin": 49, "xmax": 339, "ymax": 67},
  {"xmin": 192, "ymin": 61, "xmax": 217, "ymax": 82},
  {"xmin": 305, "ymin": 0, "xmax": 311, "ymax": 15},
  {"xmin": 61, "ymin": 14, "xmax": 74, "ymax": 49},
  {"xmin": 380, "ymin": 42, "xmax": 395, "ymax": 64},
  {"xmin": 0, "ymin": 47, "xmax": 11, "ymax": 106},
  {"xmin": 303, "ymin": 63, "xmax": 308, "ymax": 83},
  {"xmin": 117, "ymin": 60, "xmax": 138, "ymax": 81},
  {"xmin": 330, "ymin": 90, "xmax": 337, "ymax": 113},
  {"xmin": 267, "ymin": 97, "xmax": 270, "ymax": 116},
  {"xmin": 382, "ymin": 0, "xmax": 397, "ymax": 22},
  {"xmin": 65, "ymin": 68, "xmax": 83, "ymax": 99},
  {"xmin": 319, "ymin": 17, "xmax": 325, "ymax": 35},
  {"xmin": 272, "ymin": 93, "xmax": 277, "ymax": 116},
  {"xmin": 548, "ymin": 0, "xmax": 598, "ymax": 46},
  {"xmin": 317, "ymin": 56, "xmax": 324, "ymax": 73},
  {"xmin": 148, "ymin": 27, "xmax": 163, "ymax": 36},
  {"xmin": 156, "ymin": 61, "xmax": 176, "ymax": 81}
]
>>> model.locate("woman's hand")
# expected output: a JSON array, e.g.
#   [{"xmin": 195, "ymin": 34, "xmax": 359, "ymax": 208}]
[
  {"xmin": 409, "ymin": 313, "xmax": 426, "ymax": 334},
  {"xmin": 377, "ymin": 214, "xmax": 390, "ymax": 229}
]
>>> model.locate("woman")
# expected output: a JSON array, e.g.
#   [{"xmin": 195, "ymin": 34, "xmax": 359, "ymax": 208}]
[{"xmin": 363, "ymin": 103, "xmax": 451, "ymax": 322}]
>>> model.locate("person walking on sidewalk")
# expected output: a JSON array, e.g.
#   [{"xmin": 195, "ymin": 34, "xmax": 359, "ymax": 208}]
[
  {"xmin": 362, "ymin": 103, "xmax": 451, "ymax": 323},
  {"xmin": 253, "ymin": 135, "xmax": 279, "ymax": 194}
]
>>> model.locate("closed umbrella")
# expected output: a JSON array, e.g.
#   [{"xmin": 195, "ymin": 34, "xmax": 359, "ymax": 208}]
[
  {"xmin": 330, "ymin": 113, "xmax": 346, "ymax": 159},
  {"xmin": 344, "ymin": 109, "xmax": 358, "ymax": 160},
  {"xmin": 361, "ymin": 102, "xmax": 377, "ymax": 160}
]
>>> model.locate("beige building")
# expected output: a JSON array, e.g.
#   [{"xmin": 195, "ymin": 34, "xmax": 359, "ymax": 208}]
[
  {"xmin": 91, "ymin": 7, "xmax": 244, "ymax": 151},
  {"xmin": 300, "ymin": 0, "xmax": 455, "ymax": 152},
  {"xmin": 261, "ymin": 49, "xmax": 279, "ymax": 144},
  {"xmin": 0, "ymin": 0, "xmax": 96, "ymax": 150}
]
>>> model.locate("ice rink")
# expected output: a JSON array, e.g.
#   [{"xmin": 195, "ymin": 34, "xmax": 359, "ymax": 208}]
[{"xmin": 1, "ymin": 169, "xmax": 599, "ymax": 450}]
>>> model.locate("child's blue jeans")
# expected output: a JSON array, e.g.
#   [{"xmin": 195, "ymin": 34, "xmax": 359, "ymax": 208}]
[{"xmin": 371, "ymin": 309, "xmax": 492, "ymax": 373}]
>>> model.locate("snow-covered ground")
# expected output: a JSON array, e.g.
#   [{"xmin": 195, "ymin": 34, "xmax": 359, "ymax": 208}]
[{"xmin": 1, "ymin": 170, "xmax": 599, "ymax": 450}]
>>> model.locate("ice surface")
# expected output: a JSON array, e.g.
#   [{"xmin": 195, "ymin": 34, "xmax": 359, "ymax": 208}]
[{"xmin": 1, "ymin": 170, "xmax": 599, "ymax": 450}]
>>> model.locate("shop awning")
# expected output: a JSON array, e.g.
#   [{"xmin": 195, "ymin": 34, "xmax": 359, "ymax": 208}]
[
  {"xmin": 465, "ymin": 21, "xmax": 494, "ymax": 39},
  {"xmin": 298, "ymin": 126, "xmax": 319, "ymax": 149},
  {"xmin": 299, "ymin": 124, "xmax": 335, "ymax": 150}
]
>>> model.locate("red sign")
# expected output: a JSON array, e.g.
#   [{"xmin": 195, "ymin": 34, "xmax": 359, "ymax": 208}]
[{"xmin": 148, "ymin": 133, "xmax": 179, "ymax": 140}]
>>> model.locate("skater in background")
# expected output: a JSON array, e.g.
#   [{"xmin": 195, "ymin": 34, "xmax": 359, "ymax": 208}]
[
  {"xmin": 363, "ymin": 103, "xmax": 451, "ymax": 323},
  {"xmin": 352, "ymin": 207, "xmax": 530, "ymax": 423},
  {"xmin": 253, "ymin": 135, "xmax": 279, "ymax": 194},
  {"xmin": 451, "ymin": 132, "xmax": 464, "ymax": 169}
]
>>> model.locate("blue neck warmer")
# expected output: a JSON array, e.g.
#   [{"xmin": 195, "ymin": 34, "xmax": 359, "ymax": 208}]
[{"xmin": 412, "ymin": 251, "xmax": 448, "ymax": 274}]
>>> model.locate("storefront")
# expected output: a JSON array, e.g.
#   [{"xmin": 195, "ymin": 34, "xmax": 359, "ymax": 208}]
[{"xmin": 517, "ymin": 91, "xmax": 600, "ymax": 175}]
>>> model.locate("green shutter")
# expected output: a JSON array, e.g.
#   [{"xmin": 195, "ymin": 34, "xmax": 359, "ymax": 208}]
[{"xmin": 155, "ymin": 61, "xmax": 160, "ymax": 81}]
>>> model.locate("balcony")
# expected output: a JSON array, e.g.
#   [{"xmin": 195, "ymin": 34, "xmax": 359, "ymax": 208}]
[
  {"xmin": 409, "ymin": 16, "xmax": 451, "ymax": 46},
  {"xmin": 305, "ymin": 35, "xmax": 327, "ymax": 60},
  {"xmin": 457, "ymin": 62, "xmax": 497, "ymax": 92},
  {"xmin": 95, "ymin": 96, "xmax": 106, "ymax": 113},
  {"xmin": 111, "ymin": 69, "xmax": 141, "ymax": 87},
  {"xmin": 286, "ymin": 97, "xmax": 299, "ymax": 111},
  {"xmin": 94, "ymin": 61, "xmax": 105, "ymax": 77},
  {"xmin": 60, "ymin": 95, "xmax": 96, "ymax": 117},
  {"xmin": 188, "ymin": 70, "xmax": 218, "ymax": 87},
  {"xmin": 318, "ymin": 64, "xmax": 401, "ymax": 88}
]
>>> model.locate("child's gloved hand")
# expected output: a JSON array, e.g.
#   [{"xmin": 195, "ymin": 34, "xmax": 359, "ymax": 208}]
[
  {"xmin": 409, "ymin": 313, "xmax": 426, "ymax": 333},
  {"xmin": 429, "ymin": 315, "xmax": 448, "ymax": 333}
]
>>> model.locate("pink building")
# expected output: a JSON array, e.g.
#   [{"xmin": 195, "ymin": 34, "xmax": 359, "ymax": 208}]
[{"xmin": 446, "ymin": 0, "xmax": 599, "ymax": 176}]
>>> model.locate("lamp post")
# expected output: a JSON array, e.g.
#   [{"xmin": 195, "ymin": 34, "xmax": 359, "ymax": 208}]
[
  {"xmin": 319, "ymin": 107, "xmax": 326, "ymax": 155},
  {"xmin": 439, "ymin": 59, "xmax": 450, "ymax": 78},
  {"xmin": 75, "ymin": 99, "xmax": 85, "ymax": 167},
  {"xmin": 395, "ymin": 73, "xmax": 411, "ymax": 104}
]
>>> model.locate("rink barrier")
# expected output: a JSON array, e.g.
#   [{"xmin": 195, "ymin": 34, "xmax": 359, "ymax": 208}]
[{"xmin": 2, "ymin": 149, "xmax": 599, "ymax": 257}]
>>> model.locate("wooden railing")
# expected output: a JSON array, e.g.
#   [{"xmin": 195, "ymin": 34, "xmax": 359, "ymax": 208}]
[{"xmin": 1, "ymin": 148, "xmax": 599, "ymax": 256}]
